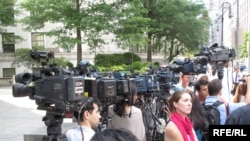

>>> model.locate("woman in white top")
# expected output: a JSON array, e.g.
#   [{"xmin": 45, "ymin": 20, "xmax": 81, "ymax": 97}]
[{"xmin": 108, "ymin": 84, "xmax": 146, "ymax": 141}]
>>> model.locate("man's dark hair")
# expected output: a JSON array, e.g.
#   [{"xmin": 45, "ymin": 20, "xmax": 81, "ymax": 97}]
[
  {"xmin": 90, "ymin": 128, "xmax": 139, "ymax": 141},
  {"xmin": 208, "ymin": 79, "xmax": 222, "ymax": 96},
  {"xmin": 195, "ymin": 79, "xmax": 209, "ymax": 91},
  {"xmin": 74, "ymin": 98, "xmax": 98, "ymax": 122}
]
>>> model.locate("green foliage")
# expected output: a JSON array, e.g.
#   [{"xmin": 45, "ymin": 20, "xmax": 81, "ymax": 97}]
[
  {"xmin": 111, "ymin": 0, "xmax": 210, "ymax": 62},
  {"xmin": 49, "ymin": 57, "xmax": 71, "ymax": 68},
  {"xmin": 154, "ymin": 0, "xmax": 209, "ymax": 62},
  {"xmin": 95, "ymin": 66, "xmax": 108, "ymax": 72},
  {"xmin": 12, "ymin": 48, "xmax": 39, "ymax": 68},
  {"xmin": 123, "ymin": 52, "xmax": 141, "ymax": 65},
  {"xmin": 142, "ymin": 62, "xmax": 152, "ymax": 68},
  {"xmin": 110, "ymin": 65, "xmax": 125, "ymax": 71},
  {"xmin": 112, "ymin": 54, "xmax": 125, "ymax": 65},
  {"xmin": 95, "ymin": 54, "xmax": 113, "ymax": 67},
  {"xmin": 0, "ymin": 0, "xmax": 23, "ymax": 42},
  {"xmin": 95, "ymin": 52, "xmax": 141, "ymax": 67},
  {"xmin": 16, "ymin": 0, "xmax": 209, "ymax": 64},
  {"xmin": 240, "ymin": 32, "xmax": 249, "ymax": 59},
  {"xmin": 12, "ymin": 46, "xmax": 47, "ymax": 68},
  {"xmin": 131, "ymin": 61, "xmax": 142, "ymax": 70},
  {"xmin": 19, "ymin": 0, "xmax": 115, "ymax": 63},
  {"xmin": 0, "ymin": 0, "xmax": 16, "ymax": 31},
  {"xmin": 112, "ymin": 0, "xmax": 151, "ymax": 50},
  {"xmin": 66, "ymin": 61, "xmax": 74, "ymax": 69},
  {"xmin": 153, "ymin": 62, "xmax": 160, "ymax": 67}
]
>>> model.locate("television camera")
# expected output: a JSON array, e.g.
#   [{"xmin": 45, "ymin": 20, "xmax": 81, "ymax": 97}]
[
  {"xmin": 11, "ymin": 50, "xmax": 177, "ymax": 141},
  {"xmin": 12, "ymin": 50, "xmax": 90, "ymax": 141},
  {"xmin": 12, "ymin": 50, "xmax": 129, "ymax": 141},
  {"xmin": 169, "ymin": 43, "xmax": 236, "ymax": 79}
]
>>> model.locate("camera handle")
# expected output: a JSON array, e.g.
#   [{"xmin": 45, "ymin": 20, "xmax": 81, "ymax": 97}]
[{"xmin": 42, "ymin": 110, "xmax": 68, "ymax": 141}]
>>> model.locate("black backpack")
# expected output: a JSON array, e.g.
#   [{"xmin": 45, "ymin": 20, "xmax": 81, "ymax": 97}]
[{"xmin": 201, "ymin": 100, "xmax": 229, "ymax": 141}]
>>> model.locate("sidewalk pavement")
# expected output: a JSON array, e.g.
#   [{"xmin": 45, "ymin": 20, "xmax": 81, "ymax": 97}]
[{"xmin": 0, "ymin": 86, "xmax": 77, "ymax": 141}]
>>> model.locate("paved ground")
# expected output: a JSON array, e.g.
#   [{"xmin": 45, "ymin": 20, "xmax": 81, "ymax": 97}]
[{"xmin": 0, "ymin": 87, "xmax": 77, "ymax": 141}]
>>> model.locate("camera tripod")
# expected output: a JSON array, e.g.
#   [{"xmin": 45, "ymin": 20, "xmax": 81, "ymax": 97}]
[
  {"xmin": 41, "ymin": 110, "xmax": 68, "ymax": 141},
  {"xmin": 138, "ymin": 95, "xmax": 165, "ymax": 141}
]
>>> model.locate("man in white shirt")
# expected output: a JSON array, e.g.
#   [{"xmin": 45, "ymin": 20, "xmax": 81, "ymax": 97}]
[
  {"xmin": 232, "ymin": 67, "xmax": 243, "ymax": 95},
  {"xmin": 173, "ymin": 74, "xmax": 191, "ymax": 92},
  {"xmin": 66, "ymin": 98, "xmax": 101, "ymax": 141}
]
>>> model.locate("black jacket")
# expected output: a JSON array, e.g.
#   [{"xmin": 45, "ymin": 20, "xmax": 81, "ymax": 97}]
[{"xmin": 225, "ymin": 104, "xmax": 250, "ymax": 125}]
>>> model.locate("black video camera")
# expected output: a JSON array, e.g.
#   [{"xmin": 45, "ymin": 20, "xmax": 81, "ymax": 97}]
[
  {"xmin": 169, "ymin": 58, "xmax": 207, "ymax": 75},
  {"xmin": 12, "ymin": 50, "xmax": 87, "ymax": 112},
  {"xmin": 195, "ymin": 43, "xmax": 236, "ymax": 65}
]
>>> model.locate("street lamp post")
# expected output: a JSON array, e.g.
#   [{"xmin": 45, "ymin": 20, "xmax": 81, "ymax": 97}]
[
  {"xmin": 236, "ymin": 0, "xmax": 240, "ymax": 67},
  {"xmin": 221, "ymin": 2, "xmax": 233, "ymax": 46}
]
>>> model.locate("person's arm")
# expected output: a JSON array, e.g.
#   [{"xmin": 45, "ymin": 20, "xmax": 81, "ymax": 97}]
[
  {"xmin": 244, "ymin": 76, "xmax": 250, "ymax": 103},
  {"xmin": 232, "ymin": 83, "xmax": 241, "ymax": 103},
  {"xmin": 164, "ymin": 122, "xmax": 184, "ymax": 141},
  {"xmin": 192, "ymin": 128, "xmax": 199, "ymax": 141}
]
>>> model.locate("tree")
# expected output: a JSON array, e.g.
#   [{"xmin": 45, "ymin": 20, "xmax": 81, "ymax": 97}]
[
  {"xmin": 20, "ymin": 0, "xmax": 114, "ymax": 63},
  {"xmin": 112, "ymin": 0, "xmax": 209, "ymax": 62},
  {"xmin": 0, "ymin": 0, "xmax": 15, "ymax": 32},
  {"xmin": 0, "ymin": 0, "xmax": 23, "ymax": 45},
  {"xmin": 150, "ymin": 0, "xmax": 210, "ymax": 62},
  {"xmin": 19, "ymin": 0, "xmax": 209, "ymax": 64},
  {"xmin": 111, "ymin": 0, "xmax": 151, "ymax": 53}
]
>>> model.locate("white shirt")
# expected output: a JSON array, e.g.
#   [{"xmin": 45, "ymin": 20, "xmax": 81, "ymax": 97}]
[
  {"xmin": 233, "ymin": 71, "xmax": 243, "ymax": 84},
  {"xmin": 66, "ymin": 125, "xmax": 95, "ymax": 141}
]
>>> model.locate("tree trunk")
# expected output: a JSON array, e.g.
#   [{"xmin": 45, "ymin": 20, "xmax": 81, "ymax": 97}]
[
  {"xmin": 168, "ymin": 38, "xmax": 174, "ymax": 62},
  {"xmin": 76, "ymin": 27, "xmax": 82, "ymax": 63},
  {"xmin": 147, "ymin": 32, "xmax": 152, "ymax": 62},
  {"xmin": 76, "ymin": 0, "xmax": 82, "ymax": 63}
]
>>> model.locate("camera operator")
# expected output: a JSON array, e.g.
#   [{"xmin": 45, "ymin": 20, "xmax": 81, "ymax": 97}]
[
  {"xmin": 107, "ymin": 84, "xmax": 146, "ymax": 141},
  {"xmin": 66, "ymin": 98, "xmax": 101, "ymax": 141},
  {"xmin": 173, "ymin": 73, "xmax": 192, "ymax": 93},
  {"xmin": 208, "ymin": 62, "xmax": 233, "ymax": 103}
]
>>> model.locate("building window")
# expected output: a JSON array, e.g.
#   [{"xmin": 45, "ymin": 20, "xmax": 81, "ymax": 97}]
[
  {"xmin": 31, "ymin": 32, "xmax": 44, "ymax": 47},
  {"xmin": 3, "ymin": 68, "xmax": 15, "ymax": 78},
  {"xmin": 2, "ymin": 33, "xmax": 15, "ymax": 53}
]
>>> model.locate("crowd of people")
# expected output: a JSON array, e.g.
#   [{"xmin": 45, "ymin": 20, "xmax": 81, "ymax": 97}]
[{"xmin": 64, "ymin": 63, "xmax": 250, "ymax": 141}]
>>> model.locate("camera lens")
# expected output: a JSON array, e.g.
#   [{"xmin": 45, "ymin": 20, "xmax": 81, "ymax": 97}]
[
  {"xmin": 15, "ymin": 73, "xmax": 32, "ymax": 84},
  {"xmin": 12, "ymin": 83, "xmax": 31, "ymax": 97}
]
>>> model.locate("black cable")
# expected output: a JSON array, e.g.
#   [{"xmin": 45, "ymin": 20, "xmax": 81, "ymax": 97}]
[{"xmin": 80, "ymin": 126, "xmax": 84, "ymax": 141}]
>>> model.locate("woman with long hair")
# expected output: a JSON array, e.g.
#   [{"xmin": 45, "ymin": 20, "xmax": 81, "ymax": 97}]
[
  {"xmin": 189, "ymin": 93, "xmax": 206, "ymax": 141},
  {"xmin": 108, "ymin": 84, "xmax": 146, "ymax": 141},
  {"xmin": 164, "ymin": 90, "xmax": 198, "ymax": 141}
]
